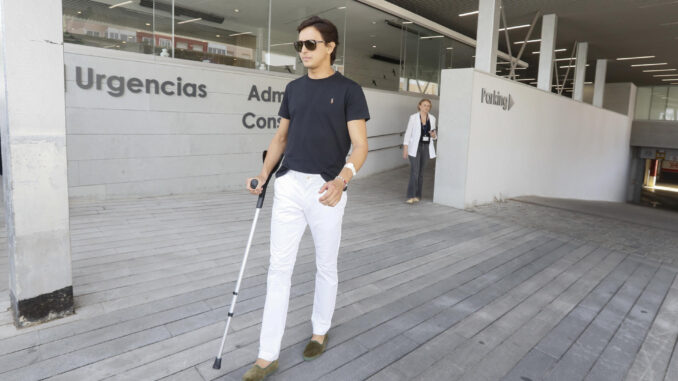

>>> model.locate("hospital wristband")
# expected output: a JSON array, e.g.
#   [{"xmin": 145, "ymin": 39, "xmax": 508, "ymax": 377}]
[{"xmin": 344, "ymin": 162, "xmax": 357, "ymax": 176}]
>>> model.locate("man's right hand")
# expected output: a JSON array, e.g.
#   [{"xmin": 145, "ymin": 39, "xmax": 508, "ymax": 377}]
[{"xmin": 246, "ymin": 175, "xmax": 266, "ymax": 195}]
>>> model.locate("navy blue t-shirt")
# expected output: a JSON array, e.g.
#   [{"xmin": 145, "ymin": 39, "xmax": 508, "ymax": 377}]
[{"xmin": 277, "ymin": 71, "xmax": 370, "ymax": 181}]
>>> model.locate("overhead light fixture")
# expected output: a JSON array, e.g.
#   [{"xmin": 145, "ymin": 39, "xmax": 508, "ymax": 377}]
[
  {"xmin": 337, "ymin": 6, "xmax": 346, "ymax": 10},
  {"xmin": 532, "ymin": 48, "xmax": 566, "ymax": 55},
  {"xmin": 662, "ymin": 78, "xmax": 678, "ymax": 81},
  {"xmin": 643, "ymin": 68, "xmax": 676, "ymax": 72},
  {"xmin": 654, "ymin": 74, "xmax": 678, "ymax": 77},
  {"xmin": 178, "ymin": 17, "xmax": 202, "ymax": 24},
  {"xmin": 499, "ymin": 24, "xmax": 531, "ymax": 31},
  {"xmin": 420, "ymin": 35, "xmax": 444, "ymax": 39},
  {"xmin": 229, "ymin": 31, "xmax": 252, "ymax": 37},
  {"xmin": 216, "ymin": 34, "xmax": 220, "ymax": 37},
  {"xmin": 585, "ymin": 81, "xmax": 592, "ymax": 84},
  {"xmin": 560, "ymin": 64, "xmax": 590, "ymax": 68},
  {"xmin": 402, "ymin": 21, "xmax": 413, "ymax": 24},
  {"xmin": 145, "ymin": 22, "xmax": 151, "ymax": 26},
  {"xmin": 514, "ymin": 67, "xmax": 527, "ymax": 70},
  {"xmin": 459, "ymin": 10, "xmax": 479, "ymax": 17},
  {"xmin": 109, "ymin": 0, "xmax": 132, "ymax": 9},
  {"xmin": 139, "ymin": 0, "xmax": 224, "ymax": 23},
  {"xmin": 446, "ymin": 47, "xmax": 454, "ymax": 50},
  {"xmin": 372, "ymin": 45, "xmax": 377, "ymax": 48},
  {"xmin": 514, "ymin": 39, "xmax": 541, "ymax": 45},
  {"xmin": 77, "ymin": 11, "xmax": 82, "ymax": 14},
  {"xmin": 555, "ymin": 58, "xmax": 577, "ymax": 61},
  {"xmin": 616, "ymin": 55, "xmax": 655, "ymax": 61},
  {"xmin": 631, "ymin": 63, "xmax": 668, "ymax": 67},
  {"xmin": 517, "ymin": 78, "xmax": 536, "ymax": 81},
  {"xmin": 234, "ymin": 9, "xmax": 239, "ymax": 13}
]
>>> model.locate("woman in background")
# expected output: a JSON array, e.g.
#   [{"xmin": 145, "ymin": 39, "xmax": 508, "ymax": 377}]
[{"xmin": 402, "ymin": 99, "xmax": 437, "ymax": 204}]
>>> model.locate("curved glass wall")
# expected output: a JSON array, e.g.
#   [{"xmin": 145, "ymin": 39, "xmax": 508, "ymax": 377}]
[{"xmin": 62, "ymin": 0, "xmax": 477, "ymax": 96}]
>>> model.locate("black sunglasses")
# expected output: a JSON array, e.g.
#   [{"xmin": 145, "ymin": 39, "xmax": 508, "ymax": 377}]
[{"xmin": 293, "ymin": 39, "xmax": 327, "ymax": 52}]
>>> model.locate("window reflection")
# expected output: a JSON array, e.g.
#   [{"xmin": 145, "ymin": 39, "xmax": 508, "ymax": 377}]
[
  {"xmin": 62, "ymin": 0, "xmax": 478, "ymax": 96},
  {"xmin": 634, "ymin": 86, "xmax": 678, "ymax": 121}
]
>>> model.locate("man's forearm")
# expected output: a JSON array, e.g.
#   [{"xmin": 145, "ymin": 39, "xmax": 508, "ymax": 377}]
[
  {"xmin": 342, "ymin": 144, "xmax": 368, "ymax": 182},
  {"xmin": 260, "ymin": 138, "xmax": 286, "ymax": 179}
]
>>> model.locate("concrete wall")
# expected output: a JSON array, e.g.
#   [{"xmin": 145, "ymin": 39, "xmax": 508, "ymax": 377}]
[
  {"xmin": 434, "ymin": 68, "xmax": 633, "ymax": 209},
  {"xmin": 631, "ymin": 120, "xmax": 678, "ymax": 150},
  {"xmin": 604, "ymin": 83, "xmax": 637, "ymax": 116},
  {"xmin": 580, "ymin": 83, "xmax": 636, "ymax": 117},
  {"xmin": 64, "ymin": 44, "xmax": 436, "ymax": 199}
]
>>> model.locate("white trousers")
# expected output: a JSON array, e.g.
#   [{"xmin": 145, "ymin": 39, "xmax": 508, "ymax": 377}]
[{"xmin": 258, "ymin": 170, "xmax": 347, "ymax": 361}]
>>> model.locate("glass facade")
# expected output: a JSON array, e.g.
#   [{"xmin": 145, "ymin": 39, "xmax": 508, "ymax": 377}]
[
  {"xmin": 635, "ymin": 85, "xmax": 678, "ymax": 121},
  {"xmin": 62, "ymin": 0, "xmax": 476, "ymax": 95}
]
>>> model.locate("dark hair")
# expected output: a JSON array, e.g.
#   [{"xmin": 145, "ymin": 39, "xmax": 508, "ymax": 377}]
[{"xmin": 297, "ymin": 16, "xmax": 339, "ymax": 65}]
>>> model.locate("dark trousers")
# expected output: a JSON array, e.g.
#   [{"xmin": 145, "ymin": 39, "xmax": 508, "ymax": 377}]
[{"xmin": 407, "ymin": 142, "xmax": 429, "ymax": 199}]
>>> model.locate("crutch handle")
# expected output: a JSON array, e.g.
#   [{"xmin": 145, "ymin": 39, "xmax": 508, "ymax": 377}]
[{"xmin": 255, "ymin": 151, "xmax": 282, "ymax": 209}]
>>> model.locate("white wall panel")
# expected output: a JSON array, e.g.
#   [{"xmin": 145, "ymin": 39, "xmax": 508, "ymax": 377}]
[
  {"xmin": 435, "ymin": 68, "xmax": 633, "ymax": 209},
  {"xmin": 64, "ymin": 44, "xmax": 432, "ymax": 199}
]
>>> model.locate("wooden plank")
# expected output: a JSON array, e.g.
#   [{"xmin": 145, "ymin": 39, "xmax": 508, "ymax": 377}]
[{"xmin": 625, "ymin": 269, "xmax": 678, "ymax": 381}]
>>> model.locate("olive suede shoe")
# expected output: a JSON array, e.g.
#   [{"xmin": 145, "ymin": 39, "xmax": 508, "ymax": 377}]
[
  {"xmin": 242, "ymin": 360, "xmax": 278, "ymax": 381},
  {"xmin": 303, "ymin": 334, "xmax": 329, "ymax": 361}
]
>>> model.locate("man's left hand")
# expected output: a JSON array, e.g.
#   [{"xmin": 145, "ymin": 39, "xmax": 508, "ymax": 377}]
[{"xmin": 318, "ymin": 178, "xmax": 344, "ymax": 207}]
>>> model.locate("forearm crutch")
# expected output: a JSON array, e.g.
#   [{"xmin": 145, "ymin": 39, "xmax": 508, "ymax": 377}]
[{"xmin": 213, "ymin": 151, "xmax": 281, "ymax": 370}]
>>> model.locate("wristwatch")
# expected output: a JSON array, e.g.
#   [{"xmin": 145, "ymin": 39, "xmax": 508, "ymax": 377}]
[{"xmin": 344, "ymin": 162, "xmax": 356, "ymax": 176}]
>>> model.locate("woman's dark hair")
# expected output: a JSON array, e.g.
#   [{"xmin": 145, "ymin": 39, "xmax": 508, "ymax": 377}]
[{"xmin": 297, "ymin": 16, "xmax": 339, "ymax": 65}]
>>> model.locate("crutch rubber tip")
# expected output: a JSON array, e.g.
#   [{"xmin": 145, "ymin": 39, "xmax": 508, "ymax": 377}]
[
  {"xmin": 213, "ymin": 357, "xmax": 222, "ymax": 369},
  {"xmin": 250, "ymin": 179, "xmax": 258, "ymax": 189}
]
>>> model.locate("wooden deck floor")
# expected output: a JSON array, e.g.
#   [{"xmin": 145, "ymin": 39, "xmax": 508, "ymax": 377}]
[{"xmin": 0, "ymin": 166, "xmax": 677, "ymax": 380}]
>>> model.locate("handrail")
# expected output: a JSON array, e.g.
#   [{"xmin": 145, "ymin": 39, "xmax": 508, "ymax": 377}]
[{"xmin": 369, "ymin": 145, "xmax": 402, "ymax": 152}]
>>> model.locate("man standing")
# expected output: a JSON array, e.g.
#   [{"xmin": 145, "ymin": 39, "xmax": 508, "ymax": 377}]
[{"xmin": 242, "ymin": 16, "xmax": 370, "ymax": 381}]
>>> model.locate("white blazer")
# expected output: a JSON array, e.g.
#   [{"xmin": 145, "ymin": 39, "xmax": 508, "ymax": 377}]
[{"xmin": 403, "ymin": 112, "xmax": 437, "ymax": 159}]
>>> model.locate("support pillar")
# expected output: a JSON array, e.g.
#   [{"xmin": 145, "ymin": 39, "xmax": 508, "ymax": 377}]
[
  {"xmin": 474, "ymin": 0, "xmax": 501, "ymax": 74},
  {"xmin": 593, "ymin": 59, "xmax": 607, "ymax": 107},
  {"xmin": 537, "ymin": 14, "xmax": 557, "ymax": 92},
  {"xmin": 0, "ymin": 0, "xmax": 73, "ymax": 327},
  {"xmin": 648, "ymin": 159, "xmax": 659, "ymax": 188},
  {"xmin": 573, "ymin": 42, "xmax": 588, "ymax": 101}
]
